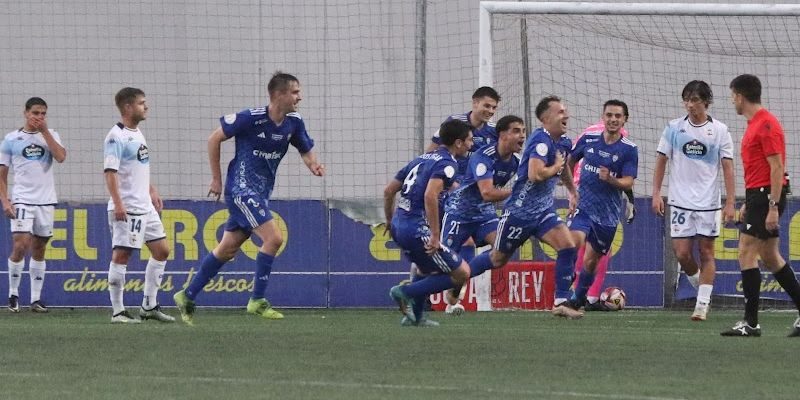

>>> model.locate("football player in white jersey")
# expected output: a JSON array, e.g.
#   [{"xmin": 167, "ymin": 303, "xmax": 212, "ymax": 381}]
[
  {"xmin": 652, "ymin": 80, "xmax": 736, "ymax": 321},
  {"xmin": 103, "ymin": 87, "xmax": 174, "ymax": 324},
  {"xmin": 0, "ymin": 97, "xmax": 66, "ymax": 313}
]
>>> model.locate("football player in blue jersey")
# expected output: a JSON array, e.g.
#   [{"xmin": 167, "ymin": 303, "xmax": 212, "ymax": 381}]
[
  {"xmin": 173, "ymin": 72, "xmax": 324, "ymax": 325},
  {"xmin": 566, "ymin": 100, "xmax": 638, "ymax": 311},
  {"xmin": 416, "ymin": 87, "xmax": 501, "ymax": 312},
  {"xmin": 440, "ymin": 115, "xmax": 525, "ymax": 309},
  {"xmin": 384, "ymin": 119, "xmax": 474, "ymax": 326},
  {"xmin": 466, "ymin": 96, "xmax": 584, "ymax": 319},
  {"xmin": 427, "ymin": 86, "xmax": 500, "ymax": 154}
]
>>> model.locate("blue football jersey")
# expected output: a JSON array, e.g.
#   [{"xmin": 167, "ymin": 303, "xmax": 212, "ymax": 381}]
[
  {"xmin": 220, "ymin": 107, "xmax": 314, "ymax": 199},
  {"xmin": 571, "ymin": 132, "xmax": 638, "ymax": 226},
  {"xmin": 392, "ymin": 147, "xmax": 459, "ymax": 224},
  {"xmin": 505, "ymin": 128, "xmax": 572, "ymax": 219},
  {"xmin": 444, "ymin": 144, "xmax": 519, "ymax": 222},
  {"xmin": 432, "ymin": 112, "xmax": 498, "ymax": 180}
]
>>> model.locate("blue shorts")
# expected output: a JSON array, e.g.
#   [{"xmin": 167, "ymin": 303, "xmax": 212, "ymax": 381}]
[
  {"xmin": 567, "ymin": 210, "xmax": 617, "ymax": 255},
  {"xmin": 391, "ymin": 221, "xmax": 463, "ymax": 275},
  {"xmin": 224, "ymin": 195, "xmax": 273, "ymax": 234},
  {"xmin": 441, "ymin": 212, "xmax": 498, "ymax": 249},
  {"xmin": 494, "ymin": 208, "xmax": 564, "ymax": 255}
]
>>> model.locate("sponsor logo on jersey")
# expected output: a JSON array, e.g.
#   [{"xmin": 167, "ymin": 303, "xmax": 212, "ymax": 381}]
[
  {"xmin": 598, "ymin": 150, "xmax": 610, "ymax": 158},
  {"xmin": 271, "ymin": 133, "xmax": 283, "ymax": 141},
  {"xmin": 682, "ymin": 139, "xmax": 707, "ymax": 158},
  {"xmin": 257, "ymin": 132, "xmax": 266, "ymax": 139},
  {"xmin": 224, "ymin": 114, "xmax": 237, "ymax": 124},
  {"xmin": 254, "ymin": 119, "xmax": 268, "ymax": 125},
  {"xmin": 586, "ymin": 148, "xmax": 594, "ymax": 154},
  {"xmin": 22, "ymin": 144, "xmax": 45, "ymax": 160},
  {"xmin": 137, "ymin": 144, "xmax": 150, "ymax": 163},
  {"xmin": 252, "ymin": 150, "xmax": 283, "ymax": 160}
]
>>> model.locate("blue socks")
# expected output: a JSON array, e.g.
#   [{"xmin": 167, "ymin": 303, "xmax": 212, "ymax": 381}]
[
  {"xmin": 252, "ymin": 252, "xmax": 275, "ymax": 299},
  {"xmin": 555, "ymin": 247, "xmax": 578, "ymax": 300},
  {"xmin": 572, "ymin": 269, "xmax": 596, "ymax": 305},
  {"xmin": 469, "ymin": 252, "xmax": 493, "ymax": 278},
  {"xmin": 459, "ymin": 245, "xmax": 476, "ymax": 262},
  {"xmin": 185, "ymin": 252, "xmax": 226, "ymax": 300},
  {"xmin": 411, "ymin": 274, "xmax": 426, "ymax": 321},
  {"xmin": 401, "ymin": 273, "xmax": 454, "ymax": 299}
]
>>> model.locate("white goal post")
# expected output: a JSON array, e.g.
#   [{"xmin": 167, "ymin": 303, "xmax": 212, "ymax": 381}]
[
  {"xmin": 479, "ymin": 2, "xmax": 800, "ymax": 87},
  {"xmin": 478, "ymin": 2, "xmax": 800, "ymax": 308}
]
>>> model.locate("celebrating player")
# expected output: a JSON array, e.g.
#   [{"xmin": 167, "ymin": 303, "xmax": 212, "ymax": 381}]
[
  {"xmin": 173, "ymin": 72, "xmax": 324, "ymax": 325},
  {"xmin": 652, "ymin": 80, "xmax": 735, "ymax": 321},
  {"xmin": 566, "ymin": 100, "xmax": 638, "ymax": 310},
  {"xmin": 0, "ymin": 97, "xmax": 66, "ymax": 313},
  {"xmin": 385, "ymin": 120, "xmax": 474, "ymax": 326},
  {"xmin": 721, "ymin": 74, "xmax": 800, "ymax": 337},
  {"xmin": 571, "ymin": 119, "xmax": 635, "ymax": 311},
  {"xmin": 467, "ymin": 96, "xmax": 583, "ymax": 319},
  {"xmin": 439, "ymin": 115, "xmax": 525, "ymax": 310},
  {"xmin": 103, "ymin": 88, "xmax": 174, "ymax": 323}
]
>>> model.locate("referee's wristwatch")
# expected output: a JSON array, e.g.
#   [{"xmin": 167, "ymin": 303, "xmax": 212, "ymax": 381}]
[{"xmin": 769, "ymin": 199, "xmax": 779, "ymax": 208}]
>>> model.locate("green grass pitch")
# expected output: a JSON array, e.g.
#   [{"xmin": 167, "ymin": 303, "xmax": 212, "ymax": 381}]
[{"xmin": 2, "ymin": 308, "xmax": 799, "ymax": 400}]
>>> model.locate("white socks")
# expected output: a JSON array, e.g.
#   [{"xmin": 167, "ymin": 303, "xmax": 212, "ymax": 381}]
[
  {"xmin": 697, "ymin": 284, "xmax": 713, "ymax": 305},
  {"xmin": 29, "ymin": 259, "xmax": 46, "ymax": 303},
  {"xmin": 142, "ymin": 258, "xmax": 166, "ymax": 310},
  {"xmin": 108, "ymin": 262, "xmax": 127, "ymax": 314},
  {"xmin": 7, "ymin": 258, "xmax": 23, "ymax": 297},
  {"xmin": 686, "ymin": 271, "xmax": 700, "ymax": 289}
]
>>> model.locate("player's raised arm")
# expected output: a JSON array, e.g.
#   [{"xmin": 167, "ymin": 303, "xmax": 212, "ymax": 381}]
[
  {"xmin": 528, "ymin": 150, "xmax": 564, "ymax": 182},
  {"xmin": 300, "ymin": 150, "xmax": 325, "ymax": 176},
  {"xmin": 207, "ymin": 127, "xmax": 229, "ymax": 200}
]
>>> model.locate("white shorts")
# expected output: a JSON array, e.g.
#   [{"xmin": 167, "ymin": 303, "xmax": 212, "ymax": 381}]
[
  {"xmin": 669, "ymin": 206, "xmax": 721, "ymax": 238},
  {"xmin": 108, "ymin": 209, "xmax": 166, "ymax": 249},
  {"xmin": 9, "ymin": 204, "xmax": 54, "ymax": 237}
]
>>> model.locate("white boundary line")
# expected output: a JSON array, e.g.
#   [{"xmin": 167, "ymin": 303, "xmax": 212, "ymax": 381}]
[{"xmin": 0, "ymin": 372, "xmax": 688, "ymax": 400}]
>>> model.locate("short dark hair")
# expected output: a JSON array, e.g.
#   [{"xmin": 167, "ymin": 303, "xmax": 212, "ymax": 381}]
[
  {"xmin": 115, "ymin": 87, "xmax": 145, "ymax": 110},
  {"xmin": 438, "ymin": 120, "xmax": 472, "ymax": 146},
  {"xmin": 682, "ymin": 80, "xmax": 713, "ymax": 105},
  {"xmin": 535, "ymin": 95, "xmax": 561, "ymax": 120},
  {"xmin": 268, "ymin": 71, "xmax": 300, "ymax": 96},
  {"xmin": 603, "ymin": 99, "xmax": 629, "ymax": 119},
  {"xmin": 496, "ymin": 115, "xmax": 524, "ymax": 134},
  {"xmin": 730, "ymin": 74, "xmax": 761, "ymax": 103},
  {"xmin": 472, "ymin": 86, "xmax": 501, "ymax": 102},
  {"xmin": 25, "ymin": 97, "xmax": 47, "ymax": 111}
]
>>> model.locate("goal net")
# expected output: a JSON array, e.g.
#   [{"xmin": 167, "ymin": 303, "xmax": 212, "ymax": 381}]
[{"xmin": 481, "ymin": 2, "xmax": 800, "ymax": 308}]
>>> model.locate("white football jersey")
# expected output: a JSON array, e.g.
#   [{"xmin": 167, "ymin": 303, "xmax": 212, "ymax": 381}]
[
  {"xmin": 656, "ymin": 115, "xmax": 733, "ymax": 210},
  {"xmin": 103, "ymin": 123, "xmax": 153, "ymax": 214},
  {"xmin": 0, "ymin": 129, "xmax": 62, "ymax": 205}
]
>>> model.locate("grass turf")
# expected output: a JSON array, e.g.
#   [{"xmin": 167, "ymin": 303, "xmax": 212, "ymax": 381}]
[{"xmin": 1, "ymin": 308, "xmax": 799, "ymax": 400}]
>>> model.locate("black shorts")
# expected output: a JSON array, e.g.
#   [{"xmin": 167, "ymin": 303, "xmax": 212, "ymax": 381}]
[{"xmin": 740, "ymin": 186, "xmax": 787, "ymax": 239}]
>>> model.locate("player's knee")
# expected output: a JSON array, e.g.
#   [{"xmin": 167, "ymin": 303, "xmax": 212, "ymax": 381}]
[
  {"xmin": 111, "ymin": 249, "xmax": 131, "ymax": 265},
  {"xmin": 262, "ymin": 235, "xmax": 283, "ymax": 253},
  {"xmin": 451, "ymin": 266, "xmax": 470, "ymax": 286},
  {"xmin": 490, "ymin": 250, "xmax": 509, "ymax": 268}
]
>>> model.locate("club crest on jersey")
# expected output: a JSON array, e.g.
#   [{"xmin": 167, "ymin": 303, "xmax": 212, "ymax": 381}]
[
  {"xmin": 682, "ymin": 139, "xmax": 707, "ymax": 159},
  {"xmin": 137, "ymin": 144, "xmax": 150, "ymax": 163},
  {"xmin": 22, "ymin": 144, "xmax": 45, "ymax": 160},
  {"xmin": 612, "ymin": 155, "xmax": 619, "ymax": 162}
]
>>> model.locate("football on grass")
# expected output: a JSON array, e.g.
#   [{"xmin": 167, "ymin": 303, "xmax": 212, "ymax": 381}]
[{"xmin": 600, "ymin": 287, "xmax": 626, "ymax": 310}]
